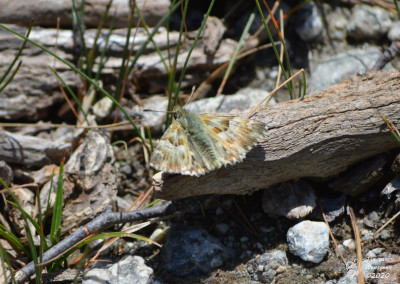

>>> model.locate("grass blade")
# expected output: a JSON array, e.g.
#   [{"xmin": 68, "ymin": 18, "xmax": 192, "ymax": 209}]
[
  {"xmin": 0, "ymin": 242, "xmax": 16, "ymax": 284},
  {"xmin": 217, "ymin": 12, "xmax": 255, "ymax": 95},
  {"xmin": 0, "ymin": 178, "xmax": 42, "ymax": 282},
  {"xmin": 0, "ymin": 22, "xmax": 32, "ymax": 85},
  {"xmin": 49, "ymin": 67, "xmax": 90, "ymax": 125},
  {"xmin": 49, "ymin": 158, "xmax": 65, "ymax": 245}
]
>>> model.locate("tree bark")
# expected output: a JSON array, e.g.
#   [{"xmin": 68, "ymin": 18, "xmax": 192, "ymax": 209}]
[{"xmin": 153, "ymin": 71, "xmax": 400, "ymax": 200}]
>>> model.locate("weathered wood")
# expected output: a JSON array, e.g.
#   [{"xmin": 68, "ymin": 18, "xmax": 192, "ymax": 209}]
[
  {"xmin": 153, "ymin": 71, "xmax": 400, "ymax": 200},
  {"xmin": 0, "ymin": 130, "xmax": 71, "ymax": 167},
  {"xmin": 0, "ymin": 0, "xmax": 169, "ymax": 28},
  {"xmin": 0, "ymin": 25, "xmax": 235, "ymax": 119}
]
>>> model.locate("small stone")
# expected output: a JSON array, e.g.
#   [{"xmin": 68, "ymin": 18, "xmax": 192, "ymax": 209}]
[
  {"xmin": 247, "ymin": 250, "xmax": 288, "ymax": 282},
  {"xmin": 388, "ymin": 21, "xmax": 400, "ymax": 41},
  {"xmin": 254, "ymin": 242, "xmax": 263, "ymax": 251},
  {"xmin": 287, "ymin": 221, "xmax": 329, "ymax": 263},
  {"xmin": 160, "ymin": 225, "xmax": 235, "ymax": 277},
  {"xmin": 343, "ymin": 239, "xmax": 356, "ymax": 251},
  {"xmin": 295, "ymin": 2, "xmax": 323, "ymax": 42},
  {"xmin": 371, "ymin": 247, "xmax": 384, "ymax": 255},
  {"xmin": 240, "ymin": 236, "xmax": 249, "ymax": 242},
  {"xmin": 215, "ymin": 223, "xmax": 230, "ymax": 236},
  {"xmin": 215, "ymin": 207, "xmax": 224, "ymax": 216},
  {"xmin": 92, "ymin": 96, "xmax": 113, "ymax": 118},
  {"xmin": 347, "ymin": 5, "xmax": 392, "ymax": 41},
  {"xmin": 378, "ymin": 229, "xmax": 391, "ymax": 240},
  {"xmin": 381, "ymin": 176, "xmax": 400, "ymax": 198},
  {"xmin": 310, "ymin": 193, "xmax": 345, "ymax": 222},
  {"xmin": 366, "ymin": 250, "xmax": 376, "ymax": 258},
  {"xmin": 83, "ymin": 255, "xmax": 153, "ymax": 284},
  {"xmin": 262, "ymin": 180, "xmax": 316, "ymax": 219}
]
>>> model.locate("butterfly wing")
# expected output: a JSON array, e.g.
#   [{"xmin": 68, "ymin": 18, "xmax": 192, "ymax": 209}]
[
  {"xmin": 150, "ymin": 122, "xmax": 192, "ymax": 174},
  {"xmin": 198, "ymin": 114, "xmax": 266, "ymax": 166},
  {"xmin": 150, "ymin": 110, "xmax": 266, "ymax": 177}
]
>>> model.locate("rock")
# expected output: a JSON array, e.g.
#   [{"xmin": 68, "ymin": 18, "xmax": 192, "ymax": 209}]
[
  {"xmin": 310, "ymin": 193, "xmax": 345, "ymax": 222},
  {"xmin": 287, "ymin": 221, "xmax": 329, "ymax": 264},
  {"xmin": 186, "ymin": 87, "xmax": 274, "ymax": 115},
  {"xmin": 342, "ymin": 239, "xmax": 355, "ymax": 251},
  {"xmin": 160, "ymin": 225, "xmax": 235, "ymax": 276},
  {"xmin": 312, "ymin": 257, "xmax": 345, "ymax": 279},
  {"xmin": 347, "ymin": 5, "xmax": 393, "ymax": 41},
  {"xmin": 328, "ymin": 154, "xmax": 388, "ymax": 197},
  {"xmin": 382, "ymin": 176, "xmax": 400, "ymax": 210},
  {"xmin": 215, "ymin": 223, "xmax": 230, "ymax": 236},
  {"xmin": 326, "ymin": 6, "xmax": 351, "ymax": 41},
  {"xmin": 295, "ymin": 2, "xmax": 323, "ymax": 42},
  {"xmin": 83, "ymin": 255, "xmax": 153, "ymax": 284},
  {"xmin": 310, "ymin": 47, "xmax": 394, "ymax": 94},
  {"xmin": 366, "ymin": 247, "xmax": 384, "ymax": 258},
  {"xmin": 363, "ymin": 211, "xmax": 382, "ymax": 229},
  {"xmin": 262, "ymin": 180, "xmax": 316, "ymax": 219},
  {"xmin": 92, "ymin": 97, "xmax": 113, "ymax": 119},
  {"xmin": 246, "ymin": 250, "xmax": 288, "ymax": 282},
  {"xmin": 381, "ymin": 176, "xmax": 400, "ymax": 196},
  {"xmin": 388, "ymin": 21, "xmax": 400, "ymax": 41}
]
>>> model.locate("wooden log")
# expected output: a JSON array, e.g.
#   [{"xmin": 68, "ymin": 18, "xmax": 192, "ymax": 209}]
[
  {"xmin": 153, "ymin": 71, "xmax": 400, "ymax": 200},
  {"xmin": 0, "ymin": 25, "xmax": 234, "ymax": 119},
  {"xmin": 0, "ymin": 0, "xmax": 169, "ymax": 28}
]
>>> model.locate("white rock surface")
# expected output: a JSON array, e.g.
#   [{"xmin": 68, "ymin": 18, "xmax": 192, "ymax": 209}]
[{"xmin": 287, "ymin": 221, "xmax": 329, "ymax": 264}]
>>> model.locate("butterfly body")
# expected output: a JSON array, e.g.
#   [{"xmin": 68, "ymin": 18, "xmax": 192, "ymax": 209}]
[{"xmin": 150, "ymin": 106, "xmax": 266, "ymax": 176}]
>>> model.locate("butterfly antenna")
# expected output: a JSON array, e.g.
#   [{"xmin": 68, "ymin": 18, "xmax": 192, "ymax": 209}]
[
  {"xmin": 142, "ymin": 109, "xmax": 174, "ymax": 114},
  {"xmin": 183, "ymin": 85, "xmax": 197, "ymax": 107}
]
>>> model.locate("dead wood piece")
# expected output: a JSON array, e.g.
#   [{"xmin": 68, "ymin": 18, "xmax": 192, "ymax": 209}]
[
  {"xmin": 0, "ymin": 0, "xmax": 169, "ymax": 28},
  {"xmin": 0, "ymin": 24, "xmax": 237, "ymax": 115},
  {"xmin": 0, "ymin": 130, "xmax": 71, "ymax": 167},
  {"xmin": 0, "ymin": 26, "xmax": 80, "ymax": 120},
  {"xmin": 39, "ymin": 130, "xmax": 116, "ymax": 235},
  {"xmin": 153, "ymin": 71, "xmax": 400, "ymax": 200}
]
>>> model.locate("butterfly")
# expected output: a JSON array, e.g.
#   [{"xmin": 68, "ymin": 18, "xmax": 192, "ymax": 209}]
[{"xmin": 149, "ymin": 106, "xmax": 266, "ymax": 176}]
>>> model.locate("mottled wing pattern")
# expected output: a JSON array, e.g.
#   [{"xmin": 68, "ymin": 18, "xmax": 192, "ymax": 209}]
[
  {"xmin": 150, "ymin": 110, "xmax": 266, "ymax": 177},
  {"xmin": 198, "ymin": 114, "xmax": 266, "ymax": 168},
  {"xmin": 149, "ymin": 122, "xmax": 193, "ymax": 174}
]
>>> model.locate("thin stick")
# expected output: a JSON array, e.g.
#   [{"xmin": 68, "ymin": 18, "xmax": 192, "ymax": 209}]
[
  {"xmin": 348, "ymin": 206, "xmax": 365, "ymax": 284},
  {"xmin": 316, "ymin": 197, "xmax": 346, "ymax": 264},
  {"xmin": 14, "ymin": 201, "xmax": 179, "ymax": 283},
  {"xmin": 276, "ymin": 9, "xmax": 284, "ymax": 89},
  {"xmin": 371, "ymin": 209, "xmax": 400, "ymax": 239}
]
